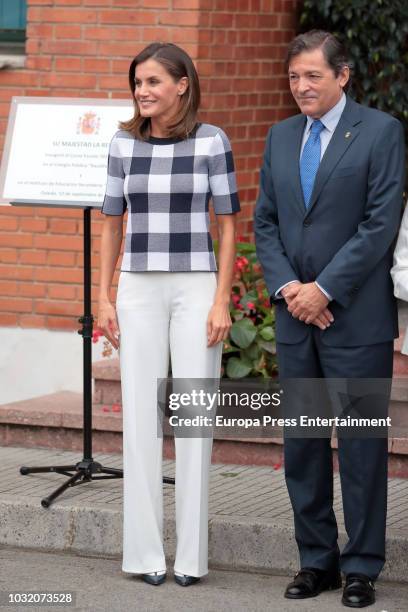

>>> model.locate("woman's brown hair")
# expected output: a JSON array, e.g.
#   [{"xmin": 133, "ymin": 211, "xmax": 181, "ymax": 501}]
[{"xmin": 119, "ymin": 42, "xmax": 201, "ymax": 140}]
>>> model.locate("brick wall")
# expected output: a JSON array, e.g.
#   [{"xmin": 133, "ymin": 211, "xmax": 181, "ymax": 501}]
[{"xmin": 0, "ymin": 0, "xmax": 298, "ymax": 330}]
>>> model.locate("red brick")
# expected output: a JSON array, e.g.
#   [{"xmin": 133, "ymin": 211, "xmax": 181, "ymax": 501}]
[
  {"xmin": 20, "ymin": 251, "xmax": 47, "ymax": 265},
  {"xmin": 114, "ymin": 26, "xmax": 142, "ymax": 41},
  {"xmin": 0, "ymin": 72, "xmax": 39, "ymax": 87},
  {"xmin": 55, "ymin": 57, "xmax": 82, "ymax": 72},
  {"xmin": 83, "ymin": 0, "xmax": 112, "ymax": 5},
  {"xmin": 46, "ymin": 317, "xmax": 78, "ymax": 330},
  {"xmin": 100, "ymin": 10, "xmax": 157, "ymax": 25},
  {"xmin": 20, "ymin": 315, "xmax": 47, "ymax": 328},
  {"xmin": 83, "ymin": 90, "xmax": 111, "ymax": 98},
  {"xmin": 24, "ymin": 89, "xmax": 52, "ymax": 97},
  {"xmin": 35, "ymin": 300, "xmax": 83, "ymax": 316},
  {"xmin": 36, "ymin": 207, "xmax": 81, "ymax": 219},
  {"xmin": 26, "ymin": 23, "xmax": 53, "ymax": 38},
  {"xmin": 0, "ymin": 313, "xmax": 18, "ymax": 326},
  {"xmin": 139, "ymin": 0, "xmax": 169, "ymax": 6},
  {"xmin": 34, "ymin": 267, "xmax": 82, "ymax": 283},
  {"xmin": 25, "ymin": 57, "xmax": 53, "ymax": 71},
  {"xmin": 25, "ymin": 40, "xmax": 41, "ymax": 54},
  {"xmin": 0, "ymin": 218, "xmax": 18, "ymax": 231},
  {"xmin": 0, "ymin": 249, "xmax": 17, "ymax": 263},
  {"xmin": 54, "ymin": 25, "xmax": 83, "ymax": 39},
  {"xmin": 0, "ymin": 234, "xmax": 34, "ymax": 248},
  {"xmin": 41, "ymin": 73, "xmax": 97, "ymax": 88},
  {"xmin": 42, "ymin": 40, "xmax": 98, "ymax": 56},
  {"xmin": 159, "ymin": 12, "xmax": 200, "ymax": 26},
  {"xmin": 0, "ymin": 89, "xmax": 23, "ymax": 101},
  {"xmin": 34, "ymin": 235, "xmax": 83, "ymax": 251},
  {"xmin": 0, "ymin": 281, "xmax": 17, "ymax": 296},
  {"xmin": 141, "ymin": 27, "xmax": 172, "ymax": 43},
  {"xmin": 83, "ymin": 58, "xmax": 110, "ymax": 74},
  {"xmin": 48, "ymin": 285, "xmax": 77, "ymax": 300},
  {"xmin": 0, "ymin": 298, "xmax": 33, "ymax": 313},
  {"xmin": 173, "ymin": 0, "xmax": 200, "ymax": 7},
  {"xmin": 211, "ymin": 13, "xmax": 234, "ymax": 27},
  {"xmin": 97, "ymin": 42, "xmax": 144, "ymax": 57},
  {"xmin": 47, "ymin": 251, "xmax": 77, "ymax": 266},
  {"xmin": 0, "ymin": 266, "xmax": 34, "ymax": 280},
  {"xmin": 98, "ymin": 75, "xmax": 129, "ymax": 90},
  {"xmin": 20, "ymin": 218, "xmax": 48, "ymax": 232},
  {"xmin": 19, "ymin": 283, "xmax": 47, "ymax": 298},
  {"xmin": 111, "ymin": 60, "xmax": 129, "ymax": 74},
  {"xmin": 49, "ymin": 219, "xmax": 78, "ymax": 234},
  {"xmin": 28, "ymin": 8, "xmax": 96, "ymax": 24},
  {"xmin": 83, "ymin": 26, "xmax": 116, "ymax": 41}
]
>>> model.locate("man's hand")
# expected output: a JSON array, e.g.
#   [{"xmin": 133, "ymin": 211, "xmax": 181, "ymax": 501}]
[
  {"xmin": 311, "ymin": 308, "xmax": 334, "ymax": 330},
  {"xmin": 287, "ymin": 282, "xmax": 329, "ymax": 323},
  {"xmin": 281, "ymin": 281, "xmax": 302, "ymax": 303},
  {"xmin": 281, "ymin": 281, "xmax": 334, "ymax": 329}
]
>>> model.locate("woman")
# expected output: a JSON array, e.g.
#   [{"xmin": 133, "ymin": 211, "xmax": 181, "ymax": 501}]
[{"xmin": 97, "ymin": 43, "xmax": 240, "ymax": 586}]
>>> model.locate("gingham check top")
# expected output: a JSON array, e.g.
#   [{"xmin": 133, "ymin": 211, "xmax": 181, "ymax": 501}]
[{"xmin": 101, "ymin": 122, "xmax": 240, "ymax": 271}]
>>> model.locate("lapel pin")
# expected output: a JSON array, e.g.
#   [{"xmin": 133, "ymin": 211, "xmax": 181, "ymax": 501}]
[{"xmin": 345, "ymin": 131, "xmax": 351, "ymax": 139}]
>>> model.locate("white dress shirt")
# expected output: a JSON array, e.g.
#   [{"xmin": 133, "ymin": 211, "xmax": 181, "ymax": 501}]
[{"xmin": 391, "ymin": 203, "xmax": 408, "ymax": 354}]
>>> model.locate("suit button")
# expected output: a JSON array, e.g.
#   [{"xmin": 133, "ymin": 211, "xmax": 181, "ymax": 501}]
[{"xmin": 303, "ymin": 220, "xmax": 311, "ymax": 227}]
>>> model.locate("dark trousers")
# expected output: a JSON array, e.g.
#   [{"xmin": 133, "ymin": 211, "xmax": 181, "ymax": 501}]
[{"xmin": 277, "ymin": 330, "xmax": 393, "ymax": 579}]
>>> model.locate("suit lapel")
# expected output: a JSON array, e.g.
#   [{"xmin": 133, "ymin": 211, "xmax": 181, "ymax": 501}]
[
  {"xmin": 305, "ymin": 97, "xmax": 362, "ymax": 216},
  {"xmin": 287, "ymin": 114, "xmax": 307, "ymax": 214}
]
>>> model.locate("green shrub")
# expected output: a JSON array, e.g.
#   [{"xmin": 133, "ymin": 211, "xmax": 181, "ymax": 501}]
[{"xmin": 221, "ymin": 241, "xmax": 277, "ymax": 379}]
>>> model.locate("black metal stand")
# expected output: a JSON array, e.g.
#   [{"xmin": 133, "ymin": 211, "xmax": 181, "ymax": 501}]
[{"xmin": 20, "ymin": 207, "xmax": 175, "ymax": 508}]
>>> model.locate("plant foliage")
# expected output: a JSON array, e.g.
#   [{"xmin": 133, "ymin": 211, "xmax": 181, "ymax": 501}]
[{"xmin": 221, "ymin": 242, "xmax": 277, "ymax": 379}]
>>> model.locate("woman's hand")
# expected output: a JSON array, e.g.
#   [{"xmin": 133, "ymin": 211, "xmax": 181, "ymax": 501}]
[
  {"xmin": 97, "ymin": 300, "xmax": 120, "ymax": 351},
  {"xmin": 207, "ymin": 301, "xmax": 232, "ymax": 347}
]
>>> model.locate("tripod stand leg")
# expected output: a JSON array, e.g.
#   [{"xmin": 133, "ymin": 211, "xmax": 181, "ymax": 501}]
[
  {"xmin": 20, "ymin": 465, "xmax": 77, "ymax": 475},
  {"xmin": 41, "ymin": 469, "xmax": 85, "ymax": 508}
]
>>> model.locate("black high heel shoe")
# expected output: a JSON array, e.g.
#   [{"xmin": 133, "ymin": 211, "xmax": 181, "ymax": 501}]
[
  {"xmin": 141, "ymin": 571, "xmax": 167, "ymax": 586},
  {"xmin": 174, "ymin": 573, "xmax": 200, "ymax": 587}
]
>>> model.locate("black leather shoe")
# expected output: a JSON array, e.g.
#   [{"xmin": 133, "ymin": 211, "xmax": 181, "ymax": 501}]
[
  {"xmin": 342, "ymin": 574, "xmax": 375, "ymax": 608},
  {"xmin": 285, "ymin": 567, "xmax": 342, "ymax": 599},
  {"xmin": 174, "ymin": 573, "xmax": 200, "ymax": 587},
  {"xmin": 141, "ymin": 572, "xmax": 166, "ymax": 586}
]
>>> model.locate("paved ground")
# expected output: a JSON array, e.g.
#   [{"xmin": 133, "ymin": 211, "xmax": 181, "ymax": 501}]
[
  {"xmin": 1, "ymin": 446, "xmax": 408, "ymax": 611},
  {"xmin": 1, "ymin": 547, "xmax": 408, "ymax": 612},
  {"xmin": 1, "ymin": 445, "xmax": 408, "ymax": 533}
]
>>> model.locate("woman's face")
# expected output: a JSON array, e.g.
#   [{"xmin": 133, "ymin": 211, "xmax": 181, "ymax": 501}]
[{"xmin": 134, "ymin": 58, "xmax": 188, "ymax": 123}]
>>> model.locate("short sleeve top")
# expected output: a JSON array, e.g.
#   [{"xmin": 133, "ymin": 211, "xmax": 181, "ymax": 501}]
[{"xmin": 101, "ymin": 123, "xmax": 240, "ymax": 272}]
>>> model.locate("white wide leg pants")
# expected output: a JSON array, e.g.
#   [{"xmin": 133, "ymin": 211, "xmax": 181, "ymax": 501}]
[{"xmin": 116, "ymin": 271, "xmax": 222, "ymax": 577}]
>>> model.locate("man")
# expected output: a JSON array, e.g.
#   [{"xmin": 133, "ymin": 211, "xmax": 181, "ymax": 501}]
[{"xmin": 254, "ymin": 30, "xmax": 405, "ymax": 608}]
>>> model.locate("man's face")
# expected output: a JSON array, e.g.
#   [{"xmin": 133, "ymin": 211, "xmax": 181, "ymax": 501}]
[{"xmin": 288, "ymin": 47, "xmax": 349, "ymax": 118}]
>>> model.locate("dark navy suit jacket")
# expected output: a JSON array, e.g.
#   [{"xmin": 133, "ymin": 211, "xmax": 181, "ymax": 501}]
[{"xmin": 254, "ymin": 96, "xmax": 405, "ymax": 347}]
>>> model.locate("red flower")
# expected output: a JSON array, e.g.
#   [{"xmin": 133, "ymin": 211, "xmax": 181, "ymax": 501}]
[
  {"xmin": 238, "ymin": 256, "xmax": 248, "ymax": 269},
  {"xmin": 247, "ymin": 301, "xmax": 255, "ymax": 310},
  {"xmin": 92, "ymin": 328, "xmax": 103, "ymax": 343}
]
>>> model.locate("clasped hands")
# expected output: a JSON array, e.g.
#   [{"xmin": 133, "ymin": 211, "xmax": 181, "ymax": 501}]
[{"xmin": 281, "ymin": 282, "xmax": 334, "ymax": 330}]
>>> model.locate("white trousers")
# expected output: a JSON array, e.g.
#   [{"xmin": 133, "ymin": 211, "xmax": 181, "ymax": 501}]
[{"xmin": 116, "ymin": 271, "xmax": 222, "ymax": 577}]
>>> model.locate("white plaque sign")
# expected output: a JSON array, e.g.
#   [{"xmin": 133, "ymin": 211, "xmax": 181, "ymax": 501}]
[{"xmin": 0, "ymin": 97, "xmax": 133, "ymax": 208}]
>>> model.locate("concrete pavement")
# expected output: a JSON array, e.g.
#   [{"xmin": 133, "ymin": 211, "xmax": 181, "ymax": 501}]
[{"xmin": 1, "ymin": 548, "xmax": 408, "ymax": 612}]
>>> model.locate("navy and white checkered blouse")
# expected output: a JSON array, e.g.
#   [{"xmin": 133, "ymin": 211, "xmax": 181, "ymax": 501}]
[{"xmin": 101, "ymin": 122, "xmax": 240, "ymax": 272}]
